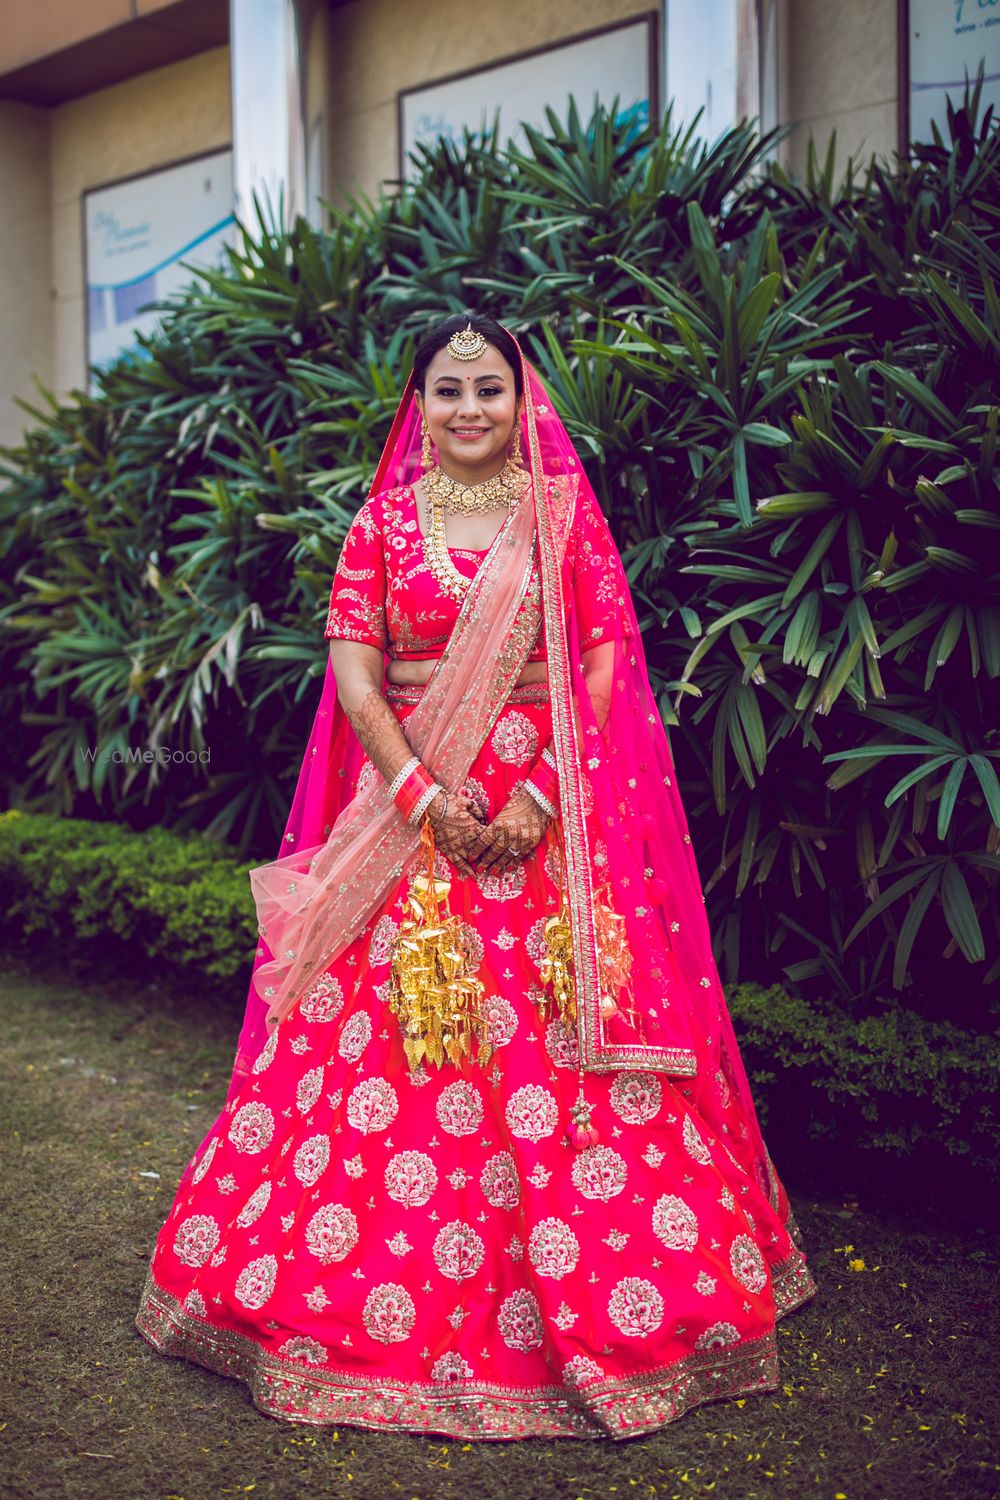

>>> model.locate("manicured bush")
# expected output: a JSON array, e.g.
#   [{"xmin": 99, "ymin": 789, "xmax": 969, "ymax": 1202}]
[
  {"xmin": 728, "ymin": 982, "xmax": 1000, "ymax": 1187},
  {"xmin": 0, "ymin": 810, "xmax": 257, "ymax": 990}
]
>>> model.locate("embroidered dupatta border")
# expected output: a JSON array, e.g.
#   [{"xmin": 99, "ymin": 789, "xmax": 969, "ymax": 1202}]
[
  {"xmin": 135, "ymin": 1249, "xmax": 816, "ymax": 1441},
  {"xmin": 524, "ymin": 385, "xmax": 697, "ymax": 1078}
]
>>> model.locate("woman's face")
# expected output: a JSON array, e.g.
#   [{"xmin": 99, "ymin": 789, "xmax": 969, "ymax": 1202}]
[{"xmin": 417, "ymin": 342, "xmax": 519, "ymax": 476}]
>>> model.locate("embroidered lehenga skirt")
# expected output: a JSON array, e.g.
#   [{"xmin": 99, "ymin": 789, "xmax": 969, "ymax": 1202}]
[{"xmin": 135, "ymin": 682, "xmax": 816, "ymax": 1440}]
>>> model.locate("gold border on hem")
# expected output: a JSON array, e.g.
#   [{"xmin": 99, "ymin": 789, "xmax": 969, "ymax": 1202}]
[{"xmin": 134, "ymin": 1250, "xmax": 816, "ymax": 1443}]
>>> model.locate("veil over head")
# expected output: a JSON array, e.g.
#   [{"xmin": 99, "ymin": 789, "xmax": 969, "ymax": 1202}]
[{"xmin": 226, "ymin": 324, "xmax": 769, "ymax": 1184}]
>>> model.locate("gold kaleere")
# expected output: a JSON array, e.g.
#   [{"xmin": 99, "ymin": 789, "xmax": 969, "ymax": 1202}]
[
  {"xmin": 538, "ymin": 897, "xmax": 577, "ymax": 1026},
  {"xmin": 387, "ymin": 818, "xmax": 493, "ymax": 1071},
  {"xmin": 537, "ymin": 832, "xmax": 642, "ymax": 1033}
]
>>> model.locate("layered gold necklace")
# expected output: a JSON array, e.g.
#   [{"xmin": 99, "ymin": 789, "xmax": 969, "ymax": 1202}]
[
  {"xmin": 423, "ymin": 459, "xmax": 530, "ymax": 514},
  {"xmin": 420, "ymin": 461, "xmax": 530, "ymax": 602}
]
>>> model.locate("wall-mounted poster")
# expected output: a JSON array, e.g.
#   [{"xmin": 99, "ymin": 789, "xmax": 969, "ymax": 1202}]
[
  {"xmin": 84, "ymin": 148, "xmax": 236, "ymax": 392},
  {"xmin": 398, "ymin": 15, "xmax": 658, "ymax": 176},
  {"xmin": 901, "ymin": 0, "xmax": 1000, "ymax": 147}
]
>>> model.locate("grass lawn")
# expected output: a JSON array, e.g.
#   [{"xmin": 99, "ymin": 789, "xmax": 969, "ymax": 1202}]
[{"xmin": 0, "ymin": 954, "xmax": 996, "ymax": 1500}]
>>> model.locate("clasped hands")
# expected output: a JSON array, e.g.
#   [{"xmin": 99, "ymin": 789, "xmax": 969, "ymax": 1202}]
[{"xmin": 426, "ymin": 786, "xmax": 551, "ymax": 880}]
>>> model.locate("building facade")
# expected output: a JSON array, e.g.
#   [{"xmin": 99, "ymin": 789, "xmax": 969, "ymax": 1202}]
[{"xmin": 0, "ymin": 0, "xmax": 992, "ymax": 447}]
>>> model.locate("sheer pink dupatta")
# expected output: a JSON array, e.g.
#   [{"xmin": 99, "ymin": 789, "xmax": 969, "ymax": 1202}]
[
  {"xmin": 226, "ymin": 369, "xmax": 543, "ymax": 1103},
  {"xmin": 523, "ymin": 352, "xmax": 771, "ymax": 1184}
]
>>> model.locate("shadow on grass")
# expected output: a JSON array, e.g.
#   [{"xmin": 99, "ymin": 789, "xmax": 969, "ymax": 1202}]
[{"xmin": 0, "ymin": 952, "xmax": 996, "ymax": 1500}]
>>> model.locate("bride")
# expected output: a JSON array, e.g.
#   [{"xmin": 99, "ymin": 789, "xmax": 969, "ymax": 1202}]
[{"xmin": 135, "ymin": 312, "xmax": 815, "ymax": 1440}]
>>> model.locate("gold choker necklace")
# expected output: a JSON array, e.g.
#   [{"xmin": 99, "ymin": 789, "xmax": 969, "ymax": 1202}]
[{"xmin": 423, "ymin": 460, "xmax": 530, "ymax": 515}]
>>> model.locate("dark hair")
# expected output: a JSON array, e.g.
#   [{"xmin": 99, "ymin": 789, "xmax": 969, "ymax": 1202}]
[{"xmin": 412, "ymin": 312, "xmax": 523, "ymax": 397}]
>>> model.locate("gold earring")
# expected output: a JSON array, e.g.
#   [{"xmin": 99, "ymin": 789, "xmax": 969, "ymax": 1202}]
[
  {"xmin": 420, "ymin": 414, "xmax": 434, "ymax": 472},
  {"xmin": 511, "ymin": 412, "xmax": 525, "ymax": 468}
]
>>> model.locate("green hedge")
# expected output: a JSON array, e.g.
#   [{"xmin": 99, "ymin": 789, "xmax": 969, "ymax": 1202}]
[
  {"xmin": 1, "ymin": 809, "xmax": 995, "ymax": 1192},
  {"xmin": 729, "ymin": 981, "xmax": 1000, "ymax": 1186},
  {"xmin": 0, "ymin": 810, "xmax": 257, "ymax": 989}
]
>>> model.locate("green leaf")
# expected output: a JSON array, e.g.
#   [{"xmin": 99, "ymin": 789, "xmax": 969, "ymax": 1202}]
[
  {"xmin": 941, "ymin": 862, "xmax": 985, "ymax": 963},
  {"xmin": 892, "ymin": 867, "xmax": 943, "ymax": 989},
  {"xmin": 969, "ymin": 754, "xmax": 1000, "ymax": 826},
  {"xmin": 936, "ymin": 757, "xmax": 967, "ymax": 841}
]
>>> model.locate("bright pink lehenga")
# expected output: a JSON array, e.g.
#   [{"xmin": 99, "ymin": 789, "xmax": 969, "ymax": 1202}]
[
  {"xmin": 135, "ymin": 336, "xmax": 816, "ymax": 1440},
  {"xmin": 136, "ymin": 677, "xmax": 814, "ymax": 1438}
]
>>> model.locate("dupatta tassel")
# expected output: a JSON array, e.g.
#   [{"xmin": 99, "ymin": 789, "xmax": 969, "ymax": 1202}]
[{"xmin": 387, "ymin": 818, "xmax": 493, "ymax": 1071}]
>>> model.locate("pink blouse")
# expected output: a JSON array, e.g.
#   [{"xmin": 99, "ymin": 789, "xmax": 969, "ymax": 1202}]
[{"xmin": 324, "ymin": 481, "xmax": 630, "ymax": 658}]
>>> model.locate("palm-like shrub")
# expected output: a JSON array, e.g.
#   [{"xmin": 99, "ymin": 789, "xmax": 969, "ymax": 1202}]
[{"xmin": 1, "ymin": 85, "xmax": 997, "ymax": 1025}]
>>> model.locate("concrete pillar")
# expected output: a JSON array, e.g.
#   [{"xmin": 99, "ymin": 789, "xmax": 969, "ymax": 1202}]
[{"xmin": 229, "ymin": 0, "xmax": 308, "ymax": 231}]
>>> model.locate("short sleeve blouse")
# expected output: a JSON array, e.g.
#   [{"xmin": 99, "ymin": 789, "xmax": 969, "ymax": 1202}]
[{"xmin": 323, "ymin": 481, "xmax": 633, "ymax": 659}]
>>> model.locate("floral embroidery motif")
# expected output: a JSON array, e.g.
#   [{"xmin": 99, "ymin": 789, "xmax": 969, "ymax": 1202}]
[
  {"xmin": 730, "ymin": 1234, "xmax": 769, "ymax": 1295},
  {"xmin": 431, "ymin": 1351, "xmax": 474, "ymax": 1382},
  {"xmin": 571, "ymin": 1144, "xmax": 628, "ymax": 1202},
  {"xmin": 228, "ymin": 1102, "xmax": 275, "ymax": 1155},
  {"xmin": 480, "ymin": 995, "xmax": 518, "ymax": 1048},
  {"xmin": 251, "ymin": 1030, "xmax": 278, "ymax": 1073},
  {"xmin": 346, "ymin": 1078, "xmax": 398, "ymax": 1134},
  {"xmin": 480, "ymin": 1151, "xmax": 520, "ymax": 1209},
  {"xmin": 304, "ymin": 1202, "xmax": 359, "ymax": 1265},
  {"xmin": 279, "ymin": 1335, "xmax": 327, "ymax": 1364},
  {"xmin": 182, "ymin": 1288, "xmax": 206, "ymax": 1317},
  {"xmin": 607, "ymin": 1278, "xmax": 665, "ymax": 1337},
  {"xmin": 505, "ymin": 1084, "xmax": 558, "ymax": 1142},
  {"xmin": 368, "ymin": 915, "xmax": 399, "ymax": 968},
  {"xmin": 191, "ymin": 1137, "xmax": 219, "ymax": 1184},
  {"xmin": 544, "ymin": 1017, "xmax": 580, "ymax": 1069},
  {"xmin": 652, "ymin": 1194, "xmax": 699, "ymax": 1253},
  {"xmin": 173, "ymin": 1215, "xmax": 220, "ymax": 1268},
  {"xmin": 525, "ymin": 917, "xmax": 551, "ymax": 971},
  {"xmin": 435, "ymin": 1081, "xmax": 484, "ymax": 1137},
  {"xmin": 433, "ymin": 1221, "xmax": 486, "ymax": 1281},
  {"xmin": 477, "ymin": 862, "xmax": 527, "ymax": 902},
  {"xmin": 683, "ymin": 1115, "xmax": 712, "ymax": 1165},
  {"xmin": 694, "ymin": 1271, "xmax": 717, "ymax": 1296},
  {"xmin": 234, "ymin": 1254, "xmax": 278, "ymax": 1310},
  {"xmin": 497, "ymin": 1289, "xmax": 544, "ymax": 1352},
  {"xmin": 293, "ymin": 1134, "xmax": 331, "ymax": 1188},
  {"xmin": 609, "ymin": 1072, "xmax": 663, "ymax": 1125},
  {"xmin": 297, "ymin": 972, "xmax": 345, "ymax": 1024},
  {"xmin": 696, "ymin": 1321, "xmax": 740, "ymax": 1350},
  {"xmin": 339, "ymin": 1011, "xmax": 373, "ymax": 1063},
  {"xmin": 385, "ymin": 1150, "xmax": 438, "ymax": 1208},
  {"xmin": 491, "ymin": 710, "xmax": 539, "ymax": 765},
  {"xmin": 527, "ymin": 1218, "xmax": 580, "ymax": 1279},
  {"xmin": 296, "ymin": 1065, "xmax": 325, "ymax": 1114},
  {"xmin": 362, "ymin": 1283, "xmax": 416, "ymax": 1344},
  {"xmin": 563, "ymin": 1353, "xmax": 605, "ymax": 1387},
  {"xmin": 235, "ymin": 1180, "xmax": 272, "ymax": 1229}
]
